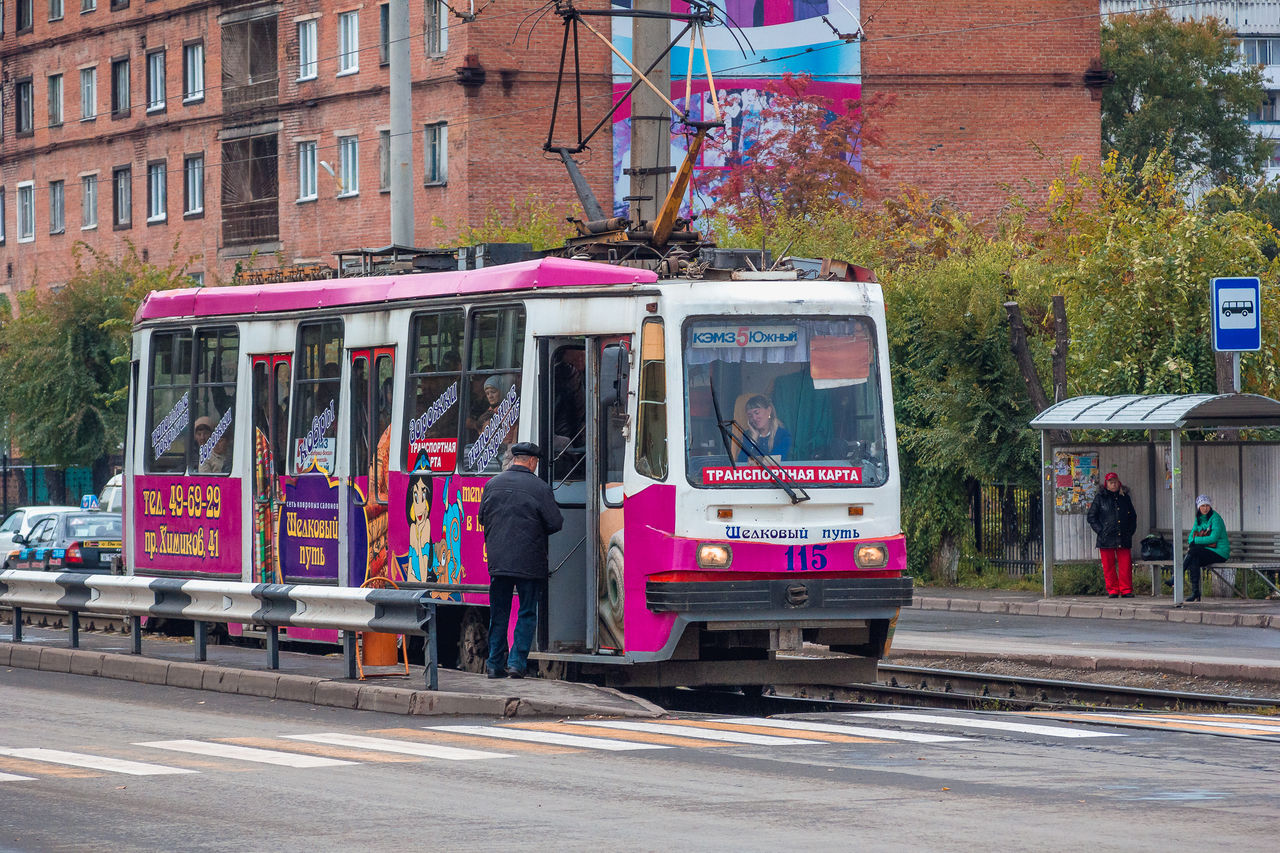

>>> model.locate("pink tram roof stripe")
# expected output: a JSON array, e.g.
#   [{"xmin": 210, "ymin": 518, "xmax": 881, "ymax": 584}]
[{"xmin": 135, "ymin": 257, "xmax": 660, "ymax": 322}]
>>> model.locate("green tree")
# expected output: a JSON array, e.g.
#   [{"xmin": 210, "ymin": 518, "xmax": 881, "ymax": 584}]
[
  {"xmin": 0, "ymin": 241, "xmax": 194, "ymax": 467},
  {"xmin": 1102, "ymin": 10, "xmax": 1270, "ymax": 185}
]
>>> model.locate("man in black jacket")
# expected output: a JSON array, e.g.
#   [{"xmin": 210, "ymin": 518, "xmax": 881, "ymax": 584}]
[{"xmin": 479, "ymin": 442, "xmax": 564, "ymax": 678}]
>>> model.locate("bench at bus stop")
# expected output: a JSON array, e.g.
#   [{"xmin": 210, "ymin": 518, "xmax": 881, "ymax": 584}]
[{"xmin": 1135, "ymin": 529, "xmax": 1280, "ymax": 599}]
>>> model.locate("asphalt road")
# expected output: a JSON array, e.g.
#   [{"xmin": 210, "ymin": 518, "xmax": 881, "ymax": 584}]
[{"xmin": 2, "ymin": 668, "xmax": 1277, "ymax": 852}]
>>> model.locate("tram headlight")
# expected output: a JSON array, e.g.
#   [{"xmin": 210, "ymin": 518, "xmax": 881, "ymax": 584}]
[
  {"xmin": 854, "ymin": 543, "xmax": 888, "ymax": 568},
  {"xmin": 696, "ymin": 543, "xmax": 733, "ymax": 569}
]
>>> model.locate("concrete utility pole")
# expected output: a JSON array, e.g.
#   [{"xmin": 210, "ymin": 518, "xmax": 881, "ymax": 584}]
[
  {"xmin": 389, "ymin": 0, "xmax": 414, "ymax": 246},
  {"xmin": 629, "ymin": 1, "xmax": 672, "ymax": 225}
]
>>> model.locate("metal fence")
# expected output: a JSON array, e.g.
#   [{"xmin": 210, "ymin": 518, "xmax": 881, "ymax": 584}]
[
  {"xmin": 0, "ymin": 460, "xmax": 105, "ymax": 518},
  {"xmin": 962, "ymin": 481, "xmax": 1043, "ymax": 577}
]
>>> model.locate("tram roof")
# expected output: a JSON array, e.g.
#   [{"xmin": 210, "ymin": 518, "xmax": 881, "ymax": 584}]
[{"xmin": 135, "ymin": 257, "xmax": 660, "ymax": 322}]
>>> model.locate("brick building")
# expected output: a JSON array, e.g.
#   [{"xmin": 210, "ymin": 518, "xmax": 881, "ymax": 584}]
[{"xmin": 0, "ymin": 1, "xmax": 1102, "ymax": 293}]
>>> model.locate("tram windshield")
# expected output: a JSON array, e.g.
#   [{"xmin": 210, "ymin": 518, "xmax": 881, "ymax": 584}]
[{"xmin": 684, "ymin": 316, "xmax": 888, "ymax": 488}]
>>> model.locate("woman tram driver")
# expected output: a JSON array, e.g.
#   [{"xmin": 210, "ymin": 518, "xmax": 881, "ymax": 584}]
[{"xmin": 737, "ymin": 394, "xmax": 792, "ymax": 462}]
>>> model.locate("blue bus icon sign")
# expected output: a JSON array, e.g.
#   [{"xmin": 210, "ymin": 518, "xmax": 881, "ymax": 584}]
[{"xmin": 1212, "ymin": 277, "xmax": 1261, "ymax": 352}]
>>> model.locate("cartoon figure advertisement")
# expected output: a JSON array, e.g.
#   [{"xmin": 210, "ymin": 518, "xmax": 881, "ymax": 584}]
[{"xmin": 386, "ymin": 466, "xmax": 491, "ymax": 602}]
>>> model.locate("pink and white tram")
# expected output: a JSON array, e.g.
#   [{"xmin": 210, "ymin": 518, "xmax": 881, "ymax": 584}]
[{"xmin": 124, "ymin": 256, "xmax": 911, "ymax": 685}]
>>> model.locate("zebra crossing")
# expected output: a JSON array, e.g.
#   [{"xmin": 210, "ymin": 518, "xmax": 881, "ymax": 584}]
[{"xmin": 2, "ymin": 711, "xmax": 1275, "ymax": 785}]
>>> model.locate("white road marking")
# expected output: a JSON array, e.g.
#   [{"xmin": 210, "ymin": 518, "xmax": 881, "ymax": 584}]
[
  {"xmin": 562, "ymin": 720, "xmax": 823, "ymax": 746},
  {"xmin": 429, "ymin": 725, "xmax": 669, "ymax": 751},
  {"xmin": 137, "ymin": 740, "xmax": 357, "ymax": 768},
  {"xmin": 0, "ymin": 747, "xmax": 198, "ymax": 775},
  {"xmin": 722, "ymin": 717, "xmax": 970, "ymax": 743},
  {"xmin": 0, "ymin": 771, "xmax": 36, "ymax": 782},
  {"xmin": 847, "ymin": 712, "xmax": 1122, "ymax": 738},
  {"xmin": 284, "ymin": 733, "xmax": 511, "ymax": 761},
  {"xmin": 1115, "ymin": 716, "xmax": 1280, "ymax": 734}
]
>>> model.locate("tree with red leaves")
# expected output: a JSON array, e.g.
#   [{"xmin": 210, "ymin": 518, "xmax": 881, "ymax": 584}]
[{"xmin": 699, "ymin": 73, "xmax": 886, "ymax": 231}]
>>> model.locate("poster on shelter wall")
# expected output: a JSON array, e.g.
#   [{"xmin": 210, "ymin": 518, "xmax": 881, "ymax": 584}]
[{"xmin": 1053, "ymin": 451, "xmax": 1099, "ymax": 514}]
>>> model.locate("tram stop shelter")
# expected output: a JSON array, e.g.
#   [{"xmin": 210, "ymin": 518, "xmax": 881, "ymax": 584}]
[{"xmin": 1030, "ymin": 393, "xmax": 1280, "ymax": 603}]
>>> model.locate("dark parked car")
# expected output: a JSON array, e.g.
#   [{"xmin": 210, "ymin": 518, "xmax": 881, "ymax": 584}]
[{"xmin": 5, "ymin": 512, "xmax": 123, "ymax": 574}]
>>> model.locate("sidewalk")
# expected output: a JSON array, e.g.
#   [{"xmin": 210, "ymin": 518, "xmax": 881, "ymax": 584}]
[{"xmin": 0, "ymin": 624, "xmax": 663, "ymax": 719}]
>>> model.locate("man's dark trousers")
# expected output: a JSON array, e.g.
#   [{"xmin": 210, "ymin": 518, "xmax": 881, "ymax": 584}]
[{"xmin": 487, "ymin": 576, "xmax": 541, "ymax": 676}]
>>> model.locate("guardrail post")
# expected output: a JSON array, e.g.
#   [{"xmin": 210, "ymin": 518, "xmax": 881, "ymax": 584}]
[
  {"xmin": 11, "ymin": 607, "xmax": 22, "ymax": 642},
  {"xmin": 130, "ymin": 616, "xmax": 142, "ymax": 655},
  {"xmin": 426, "ymin": 602, "xmax": 438, "ymax": 690},
  {"xmin": 194, "ymin": 621, "xmax": 207, "ymax": 662},
  {"xmin": 267, "ymin": 627, "xmax": 279, "ymax": 670},
  {"xmin": 69, "ymin": 611, "xmax": 80, "ymax": 649},
  {"xmin": 343, "ymin": 631, "xmax": 357, "ymax": 679}
]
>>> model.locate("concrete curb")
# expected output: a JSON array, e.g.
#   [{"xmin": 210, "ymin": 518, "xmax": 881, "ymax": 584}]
[
  {"xmin": 893, "ymin": 647, "xmax": 1280, "ymax": 686},
  {"xmin": 911, "ymin": 595, "xmax": 1280, "ymax": 630},
  {"xmin": 1, "ymin": 645, "xmax": 662, "ymax": 719}
]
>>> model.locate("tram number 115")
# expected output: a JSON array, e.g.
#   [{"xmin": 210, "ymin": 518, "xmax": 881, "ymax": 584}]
[{"xmin": 785, "ymin": 544, "xmax": 828, "ymax": 571}]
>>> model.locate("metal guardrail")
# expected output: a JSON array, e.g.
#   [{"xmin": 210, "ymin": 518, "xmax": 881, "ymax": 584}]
[{"xmin": 0, "ymin": 570, "xmax": 441, "ymax": 689}]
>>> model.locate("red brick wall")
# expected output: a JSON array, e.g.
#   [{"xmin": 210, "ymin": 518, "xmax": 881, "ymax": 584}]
[{"xmin": 861, "ymin": 0, "xmax": 1103, "ymax": 219}]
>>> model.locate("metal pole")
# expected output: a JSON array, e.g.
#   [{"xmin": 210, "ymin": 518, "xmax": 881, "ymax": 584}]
[
  {"xmin": 1233, "ymin": 353, "xmax": 1241, "ymax": 393},
  {"xmin": 12, "ymin": 607, "xmax": 21, "ymax": 642},
  {"xmin": 630, "ymin": 0, "xmax": 673, "ymax": 225},
  {"xmin": 1171, "ymin": 430, "xmax": 1183, "ymax": 604},
  {"xmin": 69, "ymin": 611, "xmax": 80, "ymax": 649},
  {"xmin": 131, "ymin": 616, "xmax": 142, "ymax": 654},
  {"xmin": 344, "ymin": 631, "xmax": 357, "ymax": 679},
  {"xmin": 389, "ymin": 0, "xmax": 414, "ymax": 245},
  {"xmin": 194, "ymin": 620, "xmax": 207, "ymax": 662},
  {"xmin": 267, "ymin": 627, "xmax": 280, "ymax": 670},
  {"xmin": 426, "ymin": 603, "xmax": 438, "ymax": 690},
  {"xmin": 1041, "ymin": 430, "xmax": 1055, "ymax": 597}
]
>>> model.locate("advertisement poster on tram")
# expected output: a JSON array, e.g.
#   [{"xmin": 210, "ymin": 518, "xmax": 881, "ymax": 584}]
[
  {"xmin": 387, "ymin": 471, "xmax": 489, "ymax": 602},
  {"xmin": 132, "ymin": 475, "xmax": 242, "ymax": 576},
  {"xmin": 277, "ymin": 472, "xmax": 342, "ymax": 581}
]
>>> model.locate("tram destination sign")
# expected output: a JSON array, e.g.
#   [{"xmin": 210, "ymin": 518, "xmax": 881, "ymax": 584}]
[{"xmin": 691, "ymin": 325, "xmax": 799, "ymax": 347}]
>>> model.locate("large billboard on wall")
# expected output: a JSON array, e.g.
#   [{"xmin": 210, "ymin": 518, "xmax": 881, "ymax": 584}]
[{"xmin": 611, "ymin": 1, "xmax": 863, "ymax": 218}]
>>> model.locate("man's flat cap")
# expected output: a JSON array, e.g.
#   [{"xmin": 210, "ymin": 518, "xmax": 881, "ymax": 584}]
[{"xmin": 511, "ymin": 441, "xmax": 542, "ymax": 458}]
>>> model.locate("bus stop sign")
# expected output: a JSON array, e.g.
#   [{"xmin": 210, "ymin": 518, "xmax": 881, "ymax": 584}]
[{"xmin": 1211, "ymin": 277, "xmax": 1261, "ymax": 352}]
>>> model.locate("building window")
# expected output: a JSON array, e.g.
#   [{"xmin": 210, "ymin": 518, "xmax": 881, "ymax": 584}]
[
  {"xmin": 111, "ymin": 57, "xmax": 130, "ymax": 117},
  {"xmin": 80, "ymin": 67, "xmax": 96, "ymax": 120},
  {"xmin": 17, "ymin": 0, "xmax": 32, "ymax": 31},
  {"xmin": 1242, "ymin": 38, "xmax": 1280, "ymax": 67},
  {"xmin": 17, "ymin": 182, "xmax": 35, "ymax": 243},
  {"xmin": 426, "ymin": 0, "xmax": 448, "ymax": 55},
  {"xmin": 338, "ymin": 11, "xmax": 359, "ymax": 75},
  {"xmin": 183, "ymin": 42, "xmax": 204, "ymax": 103},
  {"xmin": 82, "ymin": 0, "xmax": 95, "ymax": 11},
  {"xmin": 110, "ymin": 0, "xmax": 125, "ymax": 9},
  {"xmin": 297, "ymin": 20, "xmax": 317, "ymax": 80},
  {"xmin": 379, "ymin": 129, "xmax": 391, "ymax": 191},
  {"xmin": 147, "ymin": 161, "xmax": 167, "ymax": 222},
  {"xmin": 16, "ymin": 79, "xmax": 33, "ymax": 135},
  {"xmin": 424, "ymin": 122, "xmax": 447, "ymax": 184},
  {"xmin": 113, "ymin": 166, "xmax": 131, "ymax": 228},
  {"xmin": 223, "ymin": 16, "xmax": 278, "ymax": 111},
  {"xmin": 220, "ymin": 134, "xmax": 278, "ymax": 245},
  {"xmin": 298, "ymin": 140, "xmax": 317, "ymax": 201},
  {"xmin": 49, "ymin": 0, "xmax": 63, "ymax": 21},
  {"xmin": 184, "ymin": 155, "xmax": 204, "ymax": 216},
  {"xmin": 82, "ymin": 174, "xmax": 98, "ymax": 229},
  {"xmin": 146, "ymin": 50, "xmax": 166, "ymax": 112},
  {"xmin": 49, "ymin": 180, "xmax": 65, "ymax": 234},
  {"xmin": 48, "ymin": 74, "xmax": 63, "ymax": 127},
  {"xmin": 0, "ymin": 189, "xmax": 6, "ymax": 244},
  {"xmin": 189, "ymin": 271, "xmax": 204, "ymax": 286},
  {"xmin": 338, "ymin": 135, "xmax": 359, "ymax": 196},
  {"xmin": 379, "ymin": 3, "xmax": 390, "ymax": 65}
]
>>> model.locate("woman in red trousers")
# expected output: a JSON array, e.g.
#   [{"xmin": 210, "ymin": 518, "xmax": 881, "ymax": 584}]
[{"xmin": 1086, "ymin": 472, "xmax": 1138, "ymax": 597}]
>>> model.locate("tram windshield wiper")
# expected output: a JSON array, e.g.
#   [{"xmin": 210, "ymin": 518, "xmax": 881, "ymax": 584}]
[{"xmin": 707, "ymin": 376, "xmax": 810, "ymax": 505}]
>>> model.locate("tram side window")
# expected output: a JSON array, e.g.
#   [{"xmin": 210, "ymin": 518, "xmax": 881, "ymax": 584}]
[
  {"xmin": 462, "ymin": 306, "xmax": 525, "ymax": 474},
  {"xmin": 634, "ymin": 319, "xmax": 667, "ymax": 480},
  {"xmin": 193, "ymin": 328, "xmax": 239, "ymax": 475},
  {"xmin": 146, "ymin": 331, "xmax": 194, "ymax": 473},
  {"xmin": 291, "ymin": 320, "xmax": 343, "ymax": 474},
  {"xmin": 405, "ymin": 310, "xmax": 464, "ymax": 474}
]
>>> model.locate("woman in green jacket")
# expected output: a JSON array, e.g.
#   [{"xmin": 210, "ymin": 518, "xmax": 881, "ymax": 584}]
[{"xmin": 1182, "ymin": 494, "xmax": 1229, "ymax": 602}]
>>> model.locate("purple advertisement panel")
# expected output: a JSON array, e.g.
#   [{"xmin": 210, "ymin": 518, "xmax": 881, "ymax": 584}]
[
  {"xmin": 133, "ymin": 475, "xmax": 243, "ymax": 577},
  {"xmin": 277, "ymin": 471, "xmax": 341, "ymax": 582},
  {"xmin": 387, "ymin": 470, "xmax": 492, "ymax": 603}
]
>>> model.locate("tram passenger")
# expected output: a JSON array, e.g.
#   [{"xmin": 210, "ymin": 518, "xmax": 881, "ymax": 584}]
[
  {"xmin": 195, "ymin": 416, "xmax": 231, "ymax": 473},
  {"xmin": 478, "ymin": 442, "xmax": 563, "ymax": 679},
  {"xmin": 736, "ymin": 394, "xmax": 792, "ymax": 462},
  {"xmin": 469, "ymin": 375, "xmax": 518, "ymax": 449}
]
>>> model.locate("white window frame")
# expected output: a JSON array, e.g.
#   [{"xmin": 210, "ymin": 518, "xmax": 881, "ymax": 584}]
[
  {"xmin": 0, "ymin": 189, "xmax": 6, "ymax": 244},
  {"xmin": 337, "ymin": 135, "xmax": 359, "ymax": 196},
  {"xmin": 48, "ymin": 73, "xmax": 63, "ymax": 127},
  {"xmin": 16, "ymin": 79, "xmax": 33, "ymax": 134},
  {"xmin": 184, "ymin": 155, "xmax": 204, "ymax": 215},
  {"xmin": 424, "ymin": 122, "xmax": 447, "ymax": 185},
  {"xmin": 49, "ymin": 0, "xmax": 63, "ymax": 21},
  {"xmin": 146, "ymin": 50, "xmax": 166, "ymax": 112},
  {"xmin": 81, "ymin": 174, "xmax": 98, "ymax": 230},
  {"xmin": 49, "ymin": 180, "xmax": 65, "ymax": 234},
  {"xmin": 17, "ymin": 181, "xmax": 35, "ymax": 243},
  {"xmin": 113, "ymin": 166, "xmax": 131, "ymax": 227},
  {"xmin": 338, "ymin": 11, "xmax": 360, "ymax": 75},
  {"xmin": 111, "ymin": 57, "xmax": 130, "ymax": 116},
  {"xmin": 80, "ymin": 67, "xmax": 96, "ymax": 120},
  {"xmin": 147, "ymin": 161, "xmax": 167, "ymax": 222},
  {"xmin": 297, "ymin": 20, "xmax": 318, "ymax": 81},
  {"xmin": 426, "ymin": 0, "xmax": 448, "ymax": 56},
  {"xmin": 183, "ymin": 42, "xmax": 204, "ymax": 103},
  {"xmin": 81, "ymin": 0, "xmax": 95, "ymax": 11},
  {"xmin": 297, "ymin": 140, "xmax": 317, "ymax": 201}
]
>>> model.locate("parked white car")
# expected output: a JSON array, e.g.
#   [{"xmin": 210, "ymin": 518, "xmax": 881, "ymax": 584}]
[
  {"xmin": 0, "ymin": 506, "xmax": 80, "ymax": 567},
  {"xmin": 99, "ymin": 474, "xmax": 123, "ymax": 513}
]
